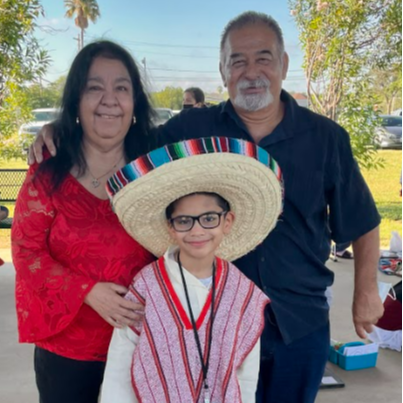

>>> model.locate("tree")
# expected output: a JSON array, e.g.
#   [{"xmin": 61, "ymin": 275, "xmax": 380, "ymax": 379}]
[
  {"xmin": 25, "ymin": 76, "xmax": 66, "ymax": 109},
  {"xmin": 152, "ymin": 87, "xmax": 183, "ymax": 110},
  {"xmin": 0, "ymin": 0, "xmax": 50, "ymax": 160},
  {"xmin": 0, "ymin": 83, "xmax": 33, "ymax": 159},
  {"xmin": 64, "ymin": 0, "xmax": 100, "ymax": 50},
  {"xmin": 289, "ymin": 0, "xmax": 402, "ymax": 169},
  {"xmin": 369, "ymin": 65, "xmax": 402, "ymax": 114},
  {"xmin": 0, "ymin": 0, "xmax": 50, "ymax": 106},
  {"xmin": 380, "ymin": 0, "xmax": 402, "ymax": 65}
]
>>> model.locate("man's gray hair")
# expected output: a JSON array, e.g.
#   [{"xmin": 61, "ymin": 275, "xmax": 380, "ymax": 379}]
[{"xmin": 220, "ymin": 11, "xmax": 285, "ymax": 64}]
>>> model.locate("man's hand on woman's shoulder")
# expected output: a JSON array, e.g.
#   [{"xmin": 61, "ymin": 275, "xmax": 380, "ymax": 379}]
[{"xmin": 28, "ymin": 123, "xmax": 57, "ymax": 164}]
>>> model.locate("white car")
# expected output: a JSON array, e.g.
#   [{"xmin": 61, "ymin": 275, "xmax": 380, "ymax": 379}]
[
  {"xmin": 19, "ymin": 108, "xmax": 60, "ymax": 137},
  {"xmin": 153, "ymin": 108, "xmax": 174, "ymax": 126}
]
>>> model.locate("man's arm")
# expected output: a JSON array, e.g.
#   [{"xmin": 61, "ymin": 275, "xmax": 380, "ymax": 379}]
[
  {"xmin": 352, "ymin": 226, "xmax": 384, "ymax": 338},
  {"xmin": 29, "ymin": 117, "xmax": 179, "ymax": 164},
  {"xmin": 29, "ymin": 108, "xmax": 207, "ymax": 163}
]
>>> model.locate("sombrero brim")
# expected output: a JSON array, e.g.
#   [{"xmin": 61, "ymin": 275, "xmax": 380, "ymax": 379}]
[{"xmin": 108, "ymin": 139, "xmax": 282, "ymax": 261}]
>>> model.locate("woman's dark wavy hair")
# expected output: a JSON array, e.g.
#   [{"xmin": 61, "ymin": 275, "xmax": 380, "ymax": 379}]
[
  {"xmin": 184, "ymin": 87, "xmax": 205, "ymax": 104},
  {"xmin": 40, "ymin": 40, "xmax": 155, "ymax": 191}
]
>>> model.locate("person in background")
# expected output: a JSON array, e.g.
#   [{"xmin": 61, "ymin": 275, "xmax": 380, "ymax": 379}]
[
  {"xmin": 183, "ymin": 87, "xmax": 206, "ymax": 109},
  {"xmin": 11, "ymin": 40, "xmax": 154, "ymax": 403},
  {"xmin": 368, "ymin": 281, "xmax": 402, "ymax": 351},
  {"xmin": 0, "ymin": 205, "xmax": 9, "ymax": 222},
  {"xmin": 0, "ymin": 206, "xmax": 8, "ymax": 266},
  {"xmin": 334, "ymin": 242, "xmax": 353, "ymax": 259}
]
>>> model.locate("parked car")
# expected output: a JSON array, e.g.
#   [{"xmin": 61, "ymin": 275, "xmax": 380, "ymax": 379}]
[
  {"xmin": 18, "ymin": 108, "xmax": 60, "ymax": 137},
  {"xmin": 376, "ymin": 115, "xmax": 402, "ymax": 149},
  {"xmin": 153, "ymin": 108, "xmax": 174, "ymax": 126}
]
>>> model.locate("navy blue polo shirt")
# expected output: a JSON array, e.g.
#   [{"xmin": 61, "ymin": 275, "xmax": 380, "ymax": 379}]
[{"xmin": 153, "ymin": 90, "xmax": 380, "ymax": 344}]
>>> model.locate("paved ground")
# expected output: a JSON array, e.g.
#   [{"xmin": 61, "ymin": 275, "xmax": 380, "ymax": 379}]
[
  {"xmin": 0, "ymin": 248, "xmax": 401, "ymax": 402},
  {"xmin": 316, "ymin": 257, "xmax": 401, "ymax": 403}
]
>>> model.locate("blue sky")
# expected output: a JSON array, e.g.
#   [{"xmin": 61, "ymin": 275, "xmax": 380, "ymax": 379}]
[{"xmin": 35, "ymin": 0, "xmax": 306, "ymax": 93}]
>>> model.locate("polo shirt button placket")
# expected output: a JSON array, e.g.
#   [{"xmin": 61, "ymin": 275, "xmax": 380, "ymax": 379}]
[{"xmin": 259, "ymin": 256, "xmax": 269, "ymax": 294}]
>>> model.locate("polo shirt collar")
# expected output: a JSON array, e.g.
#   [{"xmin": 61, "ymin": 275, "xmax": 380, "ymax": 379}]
[{"xmin": 220, "ymin": 90, "xmax": 305, "ymax": 146}]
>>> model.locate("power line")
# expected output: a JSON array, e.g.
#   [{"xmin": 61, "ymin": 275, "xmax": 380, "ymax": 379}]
[
  {"xmin": 86, "ymin": 33, "xmax": 302, "ymax": 59},
  {"xmin": 87, "ymin": 33, "xmax": 302, "ymax": 50},
  {"xmin": 151, "ymin": 78, "xmax": 306, "ymax": 83},
  {"xmin": 151, "ymin": 75, "xmax": 306, "ymax": 80},
  {"xmin": 130, "ymin": 49, "xmax": 217, "ymax": 59},
  {"xmin": 89, "ymin": 35, "xmax": 301, "ymax": 51},
  {"xmin": 148, "ymin": 67, "xmax": 304, "ymax": 73},
  {"xmin": 120, "ymin": 39, "xmax": 219, "ymax": 50},
  {"xmin": 149, "ymin": 68, "xmax": 218, "ymax": 73}
]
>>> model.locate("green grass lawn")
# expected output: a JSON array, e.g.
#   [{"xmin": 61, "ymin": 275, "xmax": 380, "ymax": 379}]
[
  {"xmin": 0, "ymin": 151, "xmax": 401, "ymax": 249},
  {"xmin": 0, "ymin": 158, "xmax": 28, "ymax": 249},
  {"xmin": 361, "ymin": 150, "xmax": 402, "ymax": 247},
  {"xmin": 0, "ymin": 158, "xmax": 29, "ymax": 170}
]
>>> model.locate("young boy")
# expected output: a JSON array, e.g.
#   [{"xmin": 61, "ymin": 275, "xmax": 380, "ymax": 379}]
[{"xmin": 101, "ymin": 137, "xmax": 283, "ymax": 403}]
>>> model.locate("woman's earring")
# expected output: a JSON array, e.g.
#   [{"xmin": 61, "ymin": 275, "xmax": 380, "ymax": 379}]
[
  {"xmin": 76, "ymin": 117, "xmax": 80, "ymax": 125},
  {"xmin": 132, "ymin": 116, "xmax": 137, "ymax": 125}
]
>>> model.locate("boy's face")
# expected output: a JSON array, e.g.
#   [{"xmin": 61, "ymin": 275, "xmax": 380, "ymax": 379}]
[{"xmin": 167, "ymin": 194, "xmax": 234, "ymax": 261}]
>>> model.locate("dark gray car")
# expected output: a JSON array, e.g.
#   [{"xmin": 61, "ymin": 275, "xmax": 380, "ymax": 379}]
[{"xmin": 376, "ymin": 115, "xmax": 402, "ymax": 149}]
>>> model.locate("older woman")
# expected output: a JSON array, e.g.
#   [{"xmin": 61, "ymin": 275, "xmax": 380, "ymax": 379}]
[{"xmin": 11, "ymin": 41, "xmax": 155, "ymax": 403}]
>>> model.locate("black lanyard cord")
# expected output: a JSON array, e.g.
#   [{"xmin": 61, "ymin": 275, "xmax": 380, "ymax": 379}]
[{"xmin": 177, "ymin": 253, "xmax": 216, "ymax": 394}]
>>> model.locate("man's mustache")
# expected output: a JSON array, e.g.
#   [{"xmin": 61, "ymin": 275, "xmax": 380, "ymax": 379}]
[{"xmin": 237, "ymin": 78, "xmax": 271, "ymax": 90}]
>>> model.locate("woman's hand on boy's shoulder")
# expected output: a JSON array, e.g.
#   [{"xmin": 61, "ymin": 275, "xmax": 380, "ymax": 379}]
[{"xmin": 84, "ymin": 282, "xmax": 145, "ymax": 328}]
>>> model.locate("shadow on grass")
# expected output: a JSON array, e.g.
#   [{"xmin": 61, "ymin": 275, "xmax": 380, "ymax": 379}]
[{"xmin": 377, "ymin": 202, "xmax": 402, "ymax": 220}]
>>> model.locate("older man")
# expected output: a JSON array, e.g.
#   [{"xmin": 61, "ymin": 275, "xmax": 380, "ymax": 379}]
[{"xmin": 31, "ymin": 11, "xmax": 383, "ymax": 403}]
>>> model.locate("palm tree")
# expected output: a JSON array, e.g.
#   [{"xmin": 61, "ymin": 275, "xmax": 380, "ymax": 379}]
[{"xmin": 64, "ymin": 0, "xmax": 100, "ymax": 50}]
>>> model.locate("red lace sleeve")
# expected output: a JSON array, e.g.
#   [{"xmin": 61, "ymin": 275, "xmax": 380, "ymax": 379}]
[{"xmin": 11, "ymin": 166, "xmax": 97, "ymax": 343}]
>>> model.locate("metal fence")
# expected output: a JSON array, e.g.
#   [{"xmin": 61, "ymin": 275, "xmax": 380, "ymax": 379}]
[{"xmin": 0, "ymin": 169, "xmax": 27, "ymax": 202}]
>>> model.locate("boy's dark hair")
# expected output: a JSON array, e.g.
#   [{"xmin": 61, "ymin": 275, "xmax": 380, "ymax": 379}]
[{"xmin": 165, "ymin": 192, "xmax": 230, "ymax": 219}]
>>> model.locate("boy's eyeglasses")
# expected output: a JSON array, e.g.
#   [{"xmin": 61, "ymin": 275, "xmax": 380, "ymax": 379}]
[{"xmin": 169, "ymin": 211, "xmax": 227, "ymax": 232}]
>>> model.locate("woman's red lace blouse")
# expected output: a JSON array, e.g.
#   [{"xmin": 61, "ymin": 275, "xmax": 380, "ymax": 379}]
[{"xmin": 11, "ymin": 165, "xmax": 154, "ymax": 361}]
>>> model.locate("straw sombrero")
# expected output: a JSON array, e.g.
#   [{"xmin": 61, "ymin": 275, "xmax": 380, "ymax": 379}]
[{"xmin": 107, "ymin": 137, "xmax": 283, "ymax": 261}]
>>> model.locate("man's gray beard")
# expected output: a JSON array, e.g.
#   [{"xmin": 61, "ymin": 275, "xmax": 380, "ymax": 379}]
[{"xmin": 233, "ymin": 89, "xmax": 274, "ymax": 112}]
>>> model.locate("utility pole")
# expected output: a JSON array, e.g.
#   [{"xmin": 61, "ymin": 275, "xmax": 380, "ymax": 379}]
[
  {"xmin": 141, "ymin": 57, "xmax": 147, "ymax": 83},
  {"xmin": 73, "ymin": 34, "xmax": 80, "ymax": 52},
  {"xmin": 80, "ymin": 29, "xmax": 84, "ymax": 51}
]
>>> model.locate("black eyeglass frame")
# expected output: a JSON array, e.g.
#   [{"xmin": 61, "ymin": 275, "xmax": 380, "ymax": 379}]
[{"xmin": 169, "ymin": 211, "xmax": 228, "ymax": 232}]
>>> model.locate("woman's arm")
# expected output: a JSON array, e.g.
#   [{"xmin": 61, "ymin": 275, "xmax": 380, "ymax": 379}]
[
  {"xmin": 100, "ymin": 326, "xmax": 139, "ymax": 403},
  {"xmin": 236, "ymin": 339, "xmax": 260, "ymax": 403},
  {"xmin": 11, "ymin": 167, "xmax": 141, "ymax": 342},
  {"xmin": 12, "ymin": 166, "xmax": 98, "ymax": 341}
]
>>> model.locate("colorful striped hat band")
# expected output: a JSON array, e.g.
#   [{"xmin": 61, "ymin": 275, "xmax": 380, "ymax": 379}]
[{"xmin": 107, "ymin": 137, "xmax": 283, "ymax": 261}]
